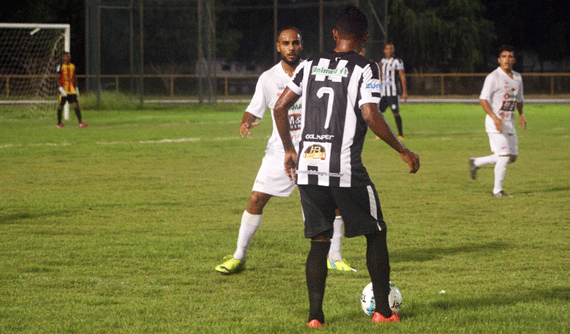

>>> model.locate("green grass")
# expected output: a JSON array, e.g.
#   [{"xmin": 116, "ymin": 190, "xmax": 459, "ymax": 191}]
[{"xmin": 0, "ymin": 103, "xmax": 569, "ymax": 333}]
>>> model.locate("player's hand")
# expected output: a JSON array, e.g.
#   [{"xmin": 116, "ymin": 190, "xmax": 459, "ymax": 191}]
[
  {"xmin": 58, "ymin": 87, "xmax": 67, "ymax": 97},
  {"xmin": 519, "ymin": 114, "xmax": 526, "ymax": 131},
  {"xmin": 284, "ymin": 151, "xmax": 298, "ymax": 182},
  {"xmin": 75, "ymin": 86, "xmax": 79, "ymax": 96},
  {"xmin": 239, "ymin": 121, "xmax": 260, "ymax": 137},
  {"xmin": 493, "ymin": 117, "xmax": 504, "ymax": 132},
  {"xmin": 401, "ymin": 92, "xmax": 407, "ymax": 102},
  {"xmin": 400, "ymin": 149, "xmax": 420, "ymax": 174}
]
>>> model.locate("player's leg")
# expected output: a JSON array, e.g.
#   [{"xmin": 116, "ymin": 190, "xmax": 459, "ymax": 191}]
[
  {"xmin": 390, "ymin": 97, "xmax": 403, "ymax": 139},
  {"xmin": 489, "ymin": 132, "xmax": 517, "ymax": 196},
  {"xmin": 299, "ymin": 185, "xmax": 336, "ymax": 326},
  {"xmin": 332, "ymin": 184, "xmax": 399, "ymax": 322},
  {"xmin": 57, "ymin": 96, "xmax": 65, "ymax": 127},
  {"xmin": 328, "ymin": 211, "xmax": 356, "ymax": 272},
  {"xmin": 216, "ymin": 152, "xmax": 295, "ymax": 274},
  {"xmin": 233, "ymin": 191, "xmax": 272, "ymax": 260}
]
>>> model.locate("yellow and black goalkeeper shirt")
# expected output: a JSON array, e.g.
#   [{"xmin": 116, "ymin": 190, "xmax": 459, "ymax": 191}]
[{"xmin": 57, "ymin": 63, "xmax": 77, "ymax": 94}]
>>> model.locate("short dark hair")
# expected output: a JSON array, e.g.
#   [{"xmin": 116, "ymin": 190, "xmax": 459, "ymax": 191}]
[
  {"xmin": 278, "ymin": 26, "xmax": 302, "ymax": 41},
  {"xmin": 335, "ymin": 5, "xmax": 368, "ymax": 40},
  {"xmin": 498, "ymin": 45, "xmax": 515, "ymax": 56}
]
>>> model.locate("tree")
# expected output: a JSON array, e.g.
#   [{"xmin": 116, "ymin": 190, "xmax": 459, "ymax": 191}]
[{"xmin": 388, "ymin": 0, "xmax": 496, "ymax": 72}]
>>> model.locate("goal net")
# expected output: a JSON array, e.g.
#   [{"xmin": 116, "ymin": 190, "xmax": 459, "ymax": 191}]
[{"xmin": 0, "ymin": 23, "xmax": 70, "ymax": 118}]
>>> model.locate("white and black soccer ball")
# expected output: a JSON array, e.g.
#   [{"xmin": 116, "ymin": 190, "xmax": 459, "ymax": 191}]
[{"xmin": 360, "ymin": 281, "xmax": 402, "ymax": 316}]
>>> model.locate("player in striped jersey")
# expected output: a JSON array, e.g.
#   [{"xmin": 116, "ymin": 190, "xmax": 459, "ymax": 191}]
[
  {"xmin": 379, "ymin": 43, "xmax": 407, "ymax": 139},
  {"xmin": 274, "ymin": 5, "xmax": 419, "ymax": 327},
  {"xmin": 215, "ymin": 28, "xmax": 355, "ymax": 275},
  {"xmin": 56, "ymin": 52, "xmax": 87, "ymax": 128},
  {"xmin": 469, "ymin": 45, "xmax": 526, "ymax": 197}
]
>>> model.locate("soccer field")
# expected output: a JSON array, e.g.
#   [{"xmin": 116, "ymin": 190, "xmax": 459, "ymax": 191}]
[{"xmin": 1, "ymin": 103, "xmax": 569, "ymax": 333}]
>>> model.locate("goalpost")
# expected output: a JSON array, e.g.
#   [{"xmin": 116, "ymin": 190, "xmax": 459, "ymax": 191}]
[{"xmin": 0, "ymin": 23, "xmax": 70, "ymax": 119}]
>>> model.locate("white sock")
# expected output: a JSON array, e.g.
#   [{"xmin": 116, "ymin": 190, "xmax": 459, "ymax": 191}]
[
  {"xmin": 233, "ymin": 211, "xmax": 262, "ymax": 261},
  {"xmin": 328, "ymin": 216, "xmax": 344, "ymax": 262},
  {"xmin": 493, "ymin": 156, "xmax": 510, "ymax": 194},
  {"xmin": 474, "ymin": 154, "xmax": 498, "ymax": 167}
]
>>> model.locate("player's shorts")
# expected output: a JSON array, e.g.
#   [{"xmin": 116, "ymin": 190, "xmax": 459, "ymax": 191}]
[
  {"xmin": 488, "ymin": 131, "xmax": 518, "ymax": 156},
  {"xmin": 379, "ymin": 96, "xmax": 399, "ymax": 114},
  {"xmin": 251, "ymin": 151, "xmax": 296, "ymax": 197},
  {"xmin": 59, "ymin": 94, "xmax": 78, "ymax": 105},
  {"xmin": 298, "ymin": 184, "xmax": 387, "ymax": 239}
]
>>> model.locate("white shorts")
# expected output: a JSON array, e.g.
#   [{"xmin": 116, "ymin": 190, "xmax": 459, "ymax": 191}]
[
  {"xmin": 488, "ymin": 132, "xmax": 518, "ymax": 156},
  {"xmin": 251, "ymin": 151, "xmax": 296, "ymax": 197}
]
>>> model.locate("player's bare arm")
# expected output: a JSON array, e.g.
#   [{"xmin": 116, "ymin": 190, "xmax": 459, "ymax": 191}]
[
  {"xmin": 480, "ymin": 99, "xmax": 503, "ymax": 132},
  {"xmin": 274, "ymin": 87, "xmax": 300, "ymax": 181},
  {"xmin": 517, "ymin": 102, "xmax": 526, "ymax": 131},
  {"xmin": 361, "ymin": 103, "xmax": 419, "ymax": 173},
  {"xmin": 239, "ymin": 112, "xmax": 261, "ymax": 137},
  {"xmin": 398, "ymin": 68, "xmax": 407, "ymax": 101}
]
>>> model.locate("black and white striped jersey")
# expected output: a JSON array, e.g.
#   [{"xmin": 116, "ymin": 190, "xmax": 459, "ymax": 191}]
[
  {"xmin": 380, "ymin": 57, "xmax": 404, "ymax": 97},
  {"xmin": 287, "ymin": 50, "xmax": 382, "ymax": 187}
]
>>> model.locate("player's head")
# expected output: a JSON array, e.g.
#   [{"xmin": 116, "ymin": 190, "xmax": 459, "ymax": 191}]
[
  {"xmin": 62, "ymin": 52, "xmax": 71, "ymax": 64},
  {"xmin": 277, "ymin": 27, "xmax": 303, "ymax": 67},
  {"xmin": 497, "ymin": 45, "xmax": 515, "ymax": 71},
  {"xmin": 384, "ymin": 43, "xmax": 395, "ymax": 58},
  {"xmin": 334, "ymin": 5, "xmax": 369, "ymax": 43}
]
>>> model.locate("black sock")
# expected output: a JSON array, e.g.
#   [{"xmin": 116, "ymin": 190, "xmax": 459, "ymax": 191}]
[
  {"xmin": 306, "ymin": 240, "xmax": 330, "ymax": 324},
  {"xmin": 366, "ymin": 231, "xmax": 392, "ymax": 318},
  {"xmin": 394, "ymin": 115, "xmax": 403, "ymax": 137},
  {"xmin": 57, "ymin": 108, "xmax": 63, "ymax": 124},
  {"xmin": 75, "ymin": 107, "xmax": 83, "ymax": 123}
]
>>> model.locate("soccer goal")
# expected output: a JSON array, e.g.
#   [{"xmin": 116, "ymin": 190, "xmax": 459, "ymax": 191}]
[{"xmin": 0, "ymin": 23, "xmax": 70, "ymax": 118}]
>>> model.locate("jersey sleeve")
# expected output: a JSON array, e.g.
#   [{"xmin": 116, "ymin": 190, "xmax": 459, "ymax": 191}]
[
  {"xmin": 287, "ymin": 60, "xmax": 306, "ymax": 95},
  {"xmin": 245, "ymin": 72, "xmax": 269, "ymax": 119},
  {"xmin": 479, "ymin": 72, "xmax": 495, "ymax": 101},
  {"xmin": 358, "ymin": 62, "xmax": 382, "ymax": 107},
  {"xmin": 517, "ymin": 76, "xmax": 524, "ymax": 102},
  {"xmin": 396, "ymin": 58, "xmax": 404, "ymax": 70}
]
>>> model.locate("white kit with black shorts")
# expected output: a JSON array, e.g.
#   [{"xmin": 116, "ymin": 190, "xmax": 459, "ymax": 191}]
[
  {"xmin": 246, "ymin": 62, "xmax": 303, "ymax": 197},
  {"xmin": 379, "ymin": 57, "xmax": 404, "ymax": 113},
  {"xmin": 480, "ymin": 67, "xmax": 524, "ymax": 155}
]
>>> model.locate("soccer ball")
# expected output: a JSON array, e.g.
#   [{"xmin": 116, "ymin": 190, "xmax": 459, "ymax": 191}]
[{"xmin": 360, "ymin": 281, "xmax": 402, "ymax": 316}]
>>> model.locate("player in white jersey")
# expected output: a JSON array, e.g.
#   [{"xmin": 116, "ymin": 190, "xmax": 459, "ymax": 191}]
[
  {"xmin": 469, "ymin": 45, "xmax": 527, "ymax": 197},
  {"xmin": 379, "ymin": 43, "xmax": 407, "ymax": 139},
  {"xmin": 215, "ymin": 27, "xmax": 354, "ymax": 275}
]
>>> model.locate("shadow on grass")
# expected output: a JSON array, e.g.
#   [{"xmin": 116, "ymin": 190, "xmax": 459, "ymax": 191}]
[
  {"xmin": 430, "ymin": 286, "xmax": 570, "ymax": 310},
  {"xmin": 391, "ymin": 241, "xmax": 509, "ymax": 263},
  {"xmin": 0, "ymin": 211, "xmax": 73, "ymax": 225}
]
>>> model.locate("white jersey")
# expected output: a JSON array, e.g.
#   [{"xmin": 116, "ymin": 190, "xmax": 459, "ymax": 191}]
[
  {"xmin": 380, "ymin": 57, "xmax": 404, "ymax": 97},
  {"xmin": 246, "ymin": 62, "xmax": 303, "ymax": 153},
  {"xmin": 480, "ymin": 67, "xmax": 524, "ymax": 134}
]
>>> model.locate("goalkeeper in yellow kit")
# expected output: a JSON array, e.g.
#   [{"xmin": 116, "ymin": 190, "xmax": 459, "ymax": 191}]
[{"xmin": 57, "ymin": 52, "xmax": 87, "ymax": 128}]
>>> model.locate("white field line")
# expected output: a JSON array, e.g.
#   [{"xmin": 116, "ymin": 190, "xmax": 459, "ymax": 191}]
[{"xmin": 0, "ymin": 136, "xmax": 266, "ymax": 149}]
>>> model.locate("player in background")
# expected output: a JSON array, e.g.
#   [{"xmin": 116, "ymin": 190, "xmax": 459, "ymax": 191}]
[
  {"xmin": 469, "ymin": 45, "xmax": 526, "ymax": 197},
  {"xmin": 274, "ymin": 6, "xmax": 419, "ymax": 327},
  {"xmin": 57, "ymin": 52, "xmax": 87, "ymax": 128},
  {"xmin": 379, "ymin": 43, "xmax": 407, "ymax": 139},
  {"xmin": 215, "ymin": 27, "xmax": 356, "ymax": 275}
]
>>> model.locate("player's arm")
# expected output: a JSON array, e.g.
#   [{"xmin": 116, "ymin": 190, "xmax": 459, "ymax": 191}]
[
  {"xmin": 479, "ymin": 99, "xmax": 502, "ymax": 132},
  {"xmin": 56, "ymin": 66, "xmax": 67, "ymax": 97},
  {"xmin": 517, "ymin": 102, "xmax": 526, "ymax": 131},
  {"xmin": 361, "ymin": 103, "xmax": 419, "ymax": 173},
  {"xmin": 398, "ymin": 68, "xmax": 407, "ymax": 101},
  {"xmin": 274, "ymin": 87, "xmax": 300, "ymax": 181},
  {"xmin": 239, "ymin": 112, "xmax": 261, "ymax": 137}
]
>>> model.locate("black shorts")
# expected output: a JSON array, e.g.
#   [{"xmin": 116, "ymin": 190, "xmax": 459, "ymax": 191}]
[
  {"xmin": 298, "ymin": 184, "xmax": 386, "ymax": 239},
  {"xmin": 59, "ymin": 94, "xmax": 78, "ymax": 105},
  {"xmin": 379, "ymin": 96, "xmax": 399, "ymax": 114}
]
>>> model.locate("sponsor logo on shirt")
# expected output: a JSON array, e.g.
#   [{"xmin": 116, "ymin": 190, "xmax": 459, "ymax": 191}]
[
  {"xmin": 365, "ymin": 83, "xmax": 382, "ymax": 90},
  {"xmin": 289, "ymin": 113, "xmax": 302, "ymax": 130},
  {"xmin": 311, "ymin": 66, "xmax": 349, "ymax": 78},
  {"xmin": 305, "ymin": 134, "xmax": 334, "ymax": 140},
  {"xmin": 303, "ymin": 144, "xmax": 327, "ymax": 160}
]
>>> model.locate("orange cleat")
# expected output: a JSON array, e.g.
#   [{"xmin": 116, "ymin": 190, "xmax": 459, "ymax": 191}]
[
  {"xmin": 307, "ymin": 319, "xmax": 324, "ymax": 328},
  {"xmin": 371, "ymin": 311, "xmax": 400, "ymax": 323}
]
